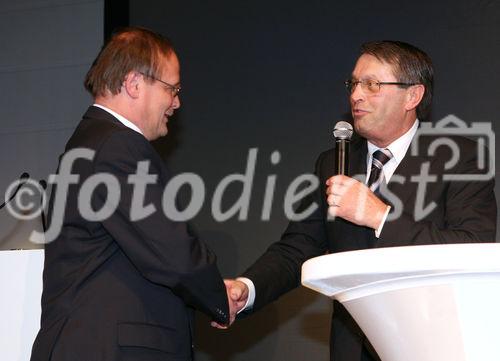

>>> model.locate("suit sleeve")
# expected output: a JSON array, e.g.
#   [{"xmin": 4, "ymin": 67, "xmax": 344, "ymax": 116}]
[
  {"xmin": 91, "ymin": 130, "xmax": 229, "ymax": 325},
  {"xmin": 379, "ymin": 138, "xmax": 497, "ymax": 245},
  {"xmin": 242, "ymin": 152, "xmax": 330, "ymax": 311}
]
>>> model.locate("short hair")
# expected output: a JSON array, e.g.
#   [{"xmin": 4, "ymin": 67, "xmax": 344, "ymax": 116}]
[
  {"xmin": 84, "ymin": 27, "xmax": 175, "ymax": 98},
  {"xmin": 360, "ymin": 40, "xmax": 434, "ymax": 120}
]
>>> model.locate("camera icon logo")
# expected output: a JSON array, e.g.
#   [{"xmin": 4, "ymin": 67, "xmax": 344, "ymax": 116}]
[{"xmin": 411, "ymin": 114, "xmax": 495, "ymax": 181}]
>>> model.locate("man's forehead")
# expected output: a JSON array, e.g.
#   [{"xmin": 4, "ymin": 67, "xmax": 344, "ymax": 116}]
[
  {"xmin": 158, "ymin": 52, "xmax": 179, "ymax": 68},
  {"xmin": 352, "ymin": 54, "xmax": 397, "ymax": 78},
  {"xmin": 158, "ymin": 53, "xmax": 180, "ymax": 80}
]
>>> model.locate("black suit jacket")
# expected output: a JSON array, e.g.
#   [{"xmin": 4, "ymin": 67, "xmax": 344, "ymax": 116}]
[
  {"xmin": 31, "ymin": 106, "xmax": 229, "ymax": 361},
  {"xmin": 243, "ymin": 132, "xmax": 496, "ymax": 361}
]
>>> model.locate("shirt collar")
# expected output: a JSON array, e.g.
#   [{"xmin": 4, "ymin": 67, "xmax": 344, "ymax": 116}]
[
  {"xmin": 93, "ymin": 104, "xmax": 144, "ymax": 136},
  {"xmin": 367, "ymin": 119, "xmax": 419, "ymax": 162}
]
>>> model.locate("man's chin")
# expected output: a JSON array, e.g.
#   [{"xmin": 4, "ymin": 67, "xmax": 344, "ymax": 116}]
[
  {"xmin": 353, "ymin": 119, "xmax": 362, "ymax": 133},
  {"xmin": 353, "ymin": 120, "xmax": 372, "ymax": 139}
]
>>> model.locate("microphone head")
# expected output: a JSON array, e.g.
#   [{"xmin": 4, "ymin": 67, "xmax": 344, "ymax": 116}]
[{"xmin": 333, "ymin": 121, "xmax": 353, "ymax": 140}]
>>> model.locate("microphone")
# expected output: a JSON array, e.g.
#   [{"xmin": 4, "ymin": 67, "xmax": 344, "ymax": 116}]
[
  {"xmin": 333, "ymin": 121, "xmax": 353, "ymax": 175},
  {"xmin": 39, "ymin": 180, "xmax": 48, "ymax": 232},
  {"xmin": 0, "ymin": 172, "xmax": 30, "ymax": 210}
]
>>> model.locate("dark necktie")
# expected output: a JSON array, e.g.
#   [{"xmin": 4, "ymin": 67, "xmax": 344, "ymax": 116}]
[{"xmin": 367, "ymin": 149, "xmax": 393, "ymax": 192}]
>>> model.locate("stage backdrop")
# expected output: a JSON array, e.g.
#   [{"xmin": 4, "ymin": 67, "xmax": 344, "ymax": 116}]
[
  {"xmin": 0, "ymin": 0, "xmax": 102, "ymax": 250},
  {"xmin": 129, "ymin": 1, "xmax": 500, "ymax": 360},
  {"xmin": 1, "ymin": 1, "xmax": 498, "ymax": 360}
]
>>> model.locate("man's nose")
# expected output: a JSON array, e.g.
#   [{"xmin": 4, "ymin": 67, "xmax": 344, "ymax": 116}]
[
  {"xmin": 172, "ymin": 94, "xmax": 181, "ymax": 109},
  {"xmin": 350, "ymin": 82, "xmax": 365, "ymax": 102}
]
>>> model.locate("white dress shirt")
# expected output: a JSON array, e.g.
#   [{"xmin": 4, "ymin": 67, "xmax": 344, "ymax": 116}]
[{"xmin": 366, "ymin": 119, "xmax": 419, "ymax": 185}]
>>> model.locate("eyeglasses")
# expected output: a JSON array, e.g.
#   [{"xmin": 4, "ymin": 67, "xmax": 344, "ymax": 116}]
[
  {"xmin": 345, "ymin": 79, "xmax": 417, "ymax": 94},
  {"xmin": 140, "ymin": 72, "xmax": 181, "ymax": 97}
]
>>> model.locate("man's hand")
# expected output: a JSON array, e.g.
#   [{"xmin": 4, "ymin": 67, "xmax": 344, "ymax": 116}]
[
  {"xmin": 211, "ymin": 279, "xmax": 249, "ymax": 329},
  {"xmin": 326, "ymin": 175, "xmax": 388, "ymax": 229}
]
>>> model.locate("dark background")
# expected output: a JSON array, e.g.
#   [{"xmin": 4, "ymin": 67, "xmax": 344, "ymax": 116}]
[{"xmin": 127, "ymin": 1, "xmax": 500, "ymax": 360}]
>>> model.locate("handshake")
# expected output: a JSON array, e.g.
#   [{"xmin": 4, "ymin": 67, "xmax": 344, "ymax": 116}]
[
  {"xmin": 211, "ymin": 279, "xmax": 249, "ymax": 329},
  {"xmin": 209, "ymin": 174, "xmax": 389, "ymax": 330}
]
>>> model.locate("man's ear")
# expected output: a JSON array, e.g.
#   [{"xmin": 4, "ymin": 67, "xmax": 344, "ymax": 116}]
[
  {"xmin": 405, "ymin": 84, "xmax": 425, "ymax": 112},
  {"xmin": 122, "ymin": 71, "xmax": 142, "ymax": 99}
]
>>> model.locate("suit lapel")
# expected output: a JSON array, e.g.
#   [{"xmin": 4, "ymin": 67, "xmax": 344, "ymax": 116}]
[{"xmin": 387, "ymin": 137, "xmax": 435, "ymax": 209}]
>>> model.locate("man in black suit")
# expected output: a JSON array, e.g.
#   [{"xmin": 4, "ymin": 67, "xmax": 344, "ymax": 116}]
[
  {"xmin": 31, "ymin": 27, "xmax": 229, "ymax": 361},
  {"xmin": 220, "ymin": 41, "xmax": 497, "ymax": 360}
]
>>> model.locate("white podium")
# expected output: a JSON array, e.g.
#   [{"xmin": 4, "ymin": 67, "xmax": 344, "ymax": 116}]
[
  {"xmin": 0, "ymin": 250, "xmax": 44, "ymax": 361},
  {"xmin": 301, "ymin": 243, "xmax": 500, "ymax": 361}
]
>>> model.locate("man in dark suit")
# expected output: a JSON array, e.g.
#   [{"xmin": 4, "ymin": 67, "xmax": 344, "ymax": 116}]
[
  {"xmin": 220, "ymin": 41, "xmax": 497, "ymax": 360},
  {"xmin": 31, "ymin": 27, "xmax": 229, "ymax": 361}
]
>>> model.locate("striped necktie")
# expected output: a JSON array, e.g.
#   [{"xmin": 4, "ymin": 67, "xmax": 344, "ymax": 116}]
[{"xmin": 367, "ymin": 149, "xmax": 393, "ymax": 192}]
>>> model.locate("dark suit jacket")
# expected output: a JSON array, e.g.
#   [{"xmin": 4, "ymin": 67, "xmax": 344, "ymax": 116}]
[
  {"xmin": 242, "ymin": 132, "xmax": 497, "ymax": 361},
  {"xmin": 31, "ymin": 106, "xmax": 229, "ymax": 361}
]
